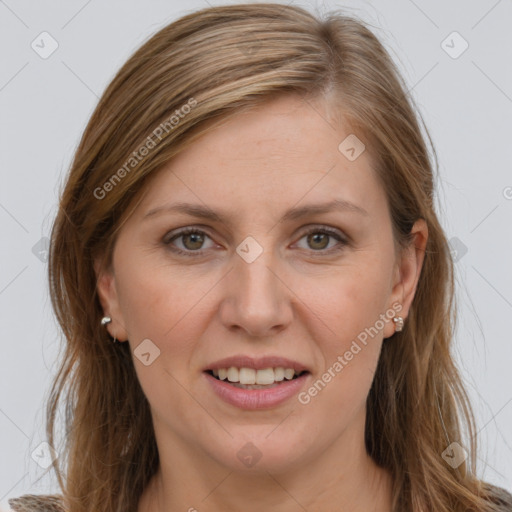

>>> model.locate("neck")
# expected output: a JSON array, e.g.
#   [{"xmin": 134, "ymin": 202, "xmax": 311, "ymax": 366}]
[{"xmin": 139, "ymin": 410, "xmax": 393, "ymax": 512}]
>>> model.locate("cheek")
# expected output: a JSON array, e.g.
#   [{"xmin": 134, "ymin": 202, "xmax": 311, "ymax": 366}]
[
  {"xmin": 311, "ymin": 258, "xmax": 391, "ymax": 340},
  {"xmin": 113, "ymin": 260, "xmax": 210, "ymax": 420},
  {"xmin": 299, "ymin": 268, "xmax": 388, "ymax": 417},
  {"xmin": 299, "ymin": 252, "xmax": 392, "ymax": 405},
  {"xmin": 114, "ymin": 254, "xmax": 213, "ymax": 343}
]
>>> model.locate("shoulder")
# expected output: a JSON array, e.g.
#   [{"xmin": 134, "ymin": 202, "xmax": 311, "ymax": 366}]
[
  {"xmin": 482, "ymin": 482, "xmax": 512, "ymax": 510},
  {"xmin": 7, "ymin": 494, "xmax": 65, "ymax": 512}
]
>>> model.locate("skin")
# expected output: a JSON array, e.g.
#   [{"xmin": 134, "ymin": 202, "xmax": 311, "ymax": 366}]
[{"xmin": 95, "ymin": 94, "xmax": 427, "ymax": 512}]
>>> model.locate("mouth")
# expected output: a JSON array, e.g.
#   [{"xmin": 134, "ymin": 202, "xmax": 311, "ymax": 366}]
[
  {"xmin": 203, "ymin": 359, "xmax": 311, "ymax": 409},
  {"xmin": 204, "ymin": 367, "xmax": 309, "ymax": 390}
]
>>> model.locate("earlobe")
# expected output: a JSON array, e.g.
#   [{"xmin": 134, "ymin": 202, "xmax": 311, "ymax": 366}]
[{"xmin": 94, "ymin": 257, "xmax": 129, "ymax": 342}]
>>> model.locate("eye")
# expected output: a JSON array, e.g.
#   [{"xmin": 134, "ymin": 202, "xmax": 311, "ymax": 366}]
[
  {"xmin": 163, "ymin": 227, "xmax": 216, "ymax": 256},
  {"xmin": 162, "ymin": 225, "xmax": 347, "ymax": 257},
  {"xmin": 294, "ymin": 226, "xmax": 347, "ymax": 254}
]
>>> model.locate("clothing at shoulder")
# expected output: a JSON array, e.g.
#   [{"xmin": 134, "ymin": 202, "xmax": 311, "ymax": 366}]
[
  {"xmin": 7, "ymin": 486, "xmax": 512, "ymax": 511},
  {"xmin": 8, "ymin": 494, "xmax": 65, "ymax": 512}
]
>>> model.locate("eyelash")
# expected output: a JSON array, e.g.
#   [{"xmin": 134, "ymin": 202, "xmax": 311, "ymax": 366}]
[{"xmin": 162, "ymin": 225, "xmax": 348, "ymax": 257}]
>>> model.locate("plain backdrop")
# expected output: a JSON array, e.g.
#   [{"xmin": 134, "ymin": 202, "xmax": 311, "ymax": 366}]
[{"xmin": 1, "ymin": 0, "xmax": 511, "ymax": 507}]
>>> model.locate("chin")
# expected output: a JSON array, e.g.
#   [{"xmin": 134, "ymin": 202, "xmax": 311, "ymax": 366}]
[{"xmin": 204, "ymin": 429, "xmax": 311, "ymax": 474}]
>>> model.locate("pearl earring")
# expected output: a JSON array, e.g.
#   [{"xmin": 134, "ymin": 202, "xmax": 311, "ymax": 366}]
[
  {"xmin": 100, "ymin": 316, "xmax": 118, "ymax": 343},
  {"xmin": 393, "ymin": 316, "xmax": 404, "ymax": 332},
  {"xmin": 101, "ymin": 316, "xmax": 112, "ymax": 326}
]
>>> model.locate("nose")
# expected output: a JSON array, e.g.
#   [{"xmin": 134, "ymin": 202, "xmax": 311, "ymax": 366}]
[{"xmin": 218, "ymin": 246, "xmax": 293, "ymax": 338}]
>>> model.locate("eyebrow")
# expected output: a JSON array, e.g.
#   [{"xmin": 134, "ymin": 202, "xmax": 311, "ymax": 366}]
[{"xmin": 143, "ymin": 198, "xmax": 368, "ymax": 224}]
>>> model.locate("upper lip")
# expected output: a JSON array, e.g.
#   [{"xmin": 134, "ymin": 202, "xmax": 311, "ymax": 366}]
[{"xmin": 204, "ymin": 355, "xmax": 310, "ymax": 373}]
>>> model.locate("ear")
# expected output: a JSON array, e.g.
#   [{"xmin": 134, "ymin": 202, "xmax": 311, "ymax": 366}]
[
  {"xmin": 383, "ymin": 218, "xmax": 428, "ymax": 339},
  {"xmin": 94, "ymin": 256, "xmax": 129, "ymax": 342}
]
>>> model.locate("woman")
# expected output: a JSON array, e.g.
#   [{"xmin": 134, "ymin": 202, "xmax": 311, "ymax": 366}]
[{"xmin": 8, "ymin": 3, "xmax": 512, "ymax": 512}]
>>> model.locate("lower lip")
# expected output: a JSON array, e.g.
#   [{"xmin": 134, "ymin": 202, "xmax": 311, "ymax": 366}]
[{"xmin": 204, "ymin": 371, "xmax": 309, "ymax": 410}]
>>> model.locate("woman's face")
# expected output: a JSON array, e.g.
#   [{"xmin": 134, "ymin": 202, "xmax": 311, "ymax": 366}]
[{"xmin": 96, "ymin": 94, "xmax": 426, "ymax": 474}]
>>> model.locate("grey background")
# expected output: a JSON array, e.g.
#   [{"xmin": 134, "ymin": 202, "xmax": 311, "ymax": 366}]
[{"xmin": 1, "ymin": 0, "xmax": 511, "ymax": 507}]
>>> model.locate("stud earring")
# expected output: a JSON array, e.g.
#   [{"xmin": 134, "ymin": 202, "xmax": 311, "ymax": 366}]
[
  {"xmin": 393, "ymin": 316, "xmax": 404, "ymax": 332},
  {"xmin": 100, "ymin": 316, "xmax": 118, "ymax": 343},
  {"xmin": 101, "ymin": 316, "xmax": 112, "ymax": 326}
]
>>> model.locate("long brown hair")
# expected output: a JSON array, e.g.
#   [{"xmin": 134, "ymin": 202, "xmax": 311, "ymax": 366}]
[{"xmin": 44, "ymin": 3, "xmax": 510, "ymax": 511}]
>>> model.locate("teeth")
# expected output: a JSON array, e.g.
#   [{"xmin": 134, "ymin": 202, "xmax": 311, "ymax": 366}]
[
  {"xmin": 284, "ymin": 368, "xmax": 295, "ymax": 380},
  {"xmin": 239, "ymin": 368, "xmax": 256, "ymax": 385},
  {"xmin": 255, "ymin": 368, "xmax": 274, "ymax": 385},
  {"xmin": 274, "ymin": 367, "xmax": 285, "ymax": 381},
  {"xmin": 227, "ymin": 367, "xmax": 238, "ymax": 382},
  {"xmin": 211, "ymin": 366, "xmax": 303, "ymax": 385}
]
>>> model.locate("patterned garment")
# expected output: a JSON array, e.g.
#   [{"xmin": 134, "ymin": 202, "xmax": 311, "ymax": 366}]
[
  {"xmin": 7, "ymin": 485, "xmax": 512, "ymax": 511},
  {"xmin": 8, "ymin": 494, "xmax": 65, "ymax": 512}
]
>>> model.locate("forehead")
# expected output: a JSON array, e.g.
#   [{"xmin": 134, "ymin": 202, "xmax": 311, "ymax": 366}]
[{"xmin": 134, "ymin": 95, "xmax": 385, "ymax": 220}]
